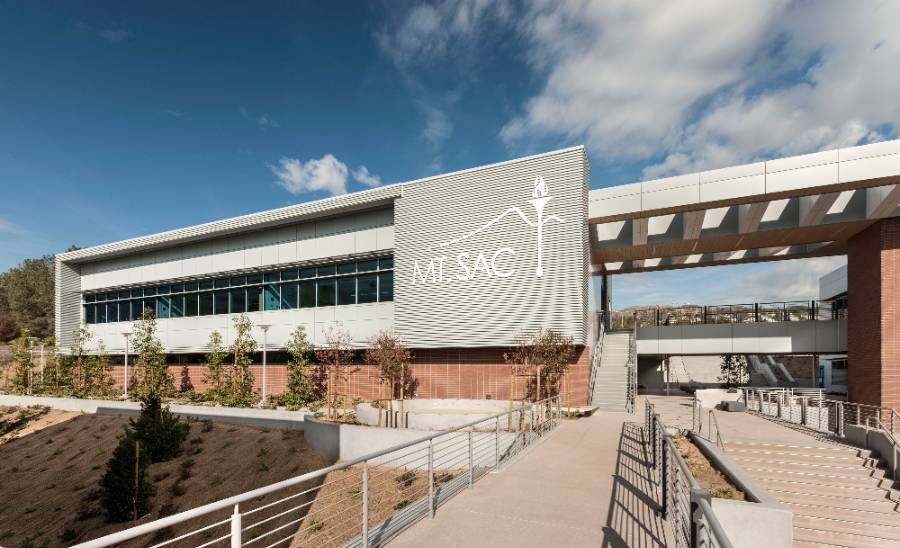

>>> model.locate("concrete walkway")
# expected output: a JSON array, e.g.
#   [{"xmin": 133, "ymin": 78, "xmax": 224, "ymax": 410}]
[{"xmin": 389, "ymin": 410, "xmax": 672, "ymax": 547}]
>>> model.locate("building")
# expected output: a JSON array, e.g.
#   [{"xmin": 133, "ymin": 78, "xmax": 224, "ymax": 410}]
[
  {"xmin": 55, "ymin": 147, "xmax": 593, "ymax": 405},
  {"xmin": 56, "ymin": 139, "xmax": 900, "ymax": 409}
]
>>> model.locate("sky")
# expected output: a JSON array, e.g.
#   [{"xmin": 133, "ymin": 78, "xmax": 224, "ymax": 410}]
[{"xmin": 1, "ymin": 1, "xmax": 896, "ymax": 307}]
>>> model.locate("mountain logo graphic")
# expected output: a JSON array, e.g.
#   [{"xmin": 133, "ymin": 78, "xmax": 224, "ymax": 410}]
[{"xmin": 437, "ymin": 176, "xmax": 564, "ymax": 278}]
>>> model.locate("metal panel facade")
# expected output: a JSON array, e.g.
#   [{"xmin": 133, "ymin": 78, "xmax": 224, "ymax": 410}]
[
  {"xmin": 54, "ymin": 259, "xmax": 81, "ymax": 352},
  {"xmin": 394, "ymin": 147, "xmax": 588, "ymax": 347}
]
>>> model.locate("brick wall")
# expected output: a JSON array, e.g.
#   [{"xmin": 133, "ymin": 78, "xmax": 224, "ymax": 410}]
[
  {"xmin": 107, "ymin": 345, "xmax": 591, "ymax": 407},
  {"xmin": 847, "ymin": 217, "xmax": 900, "ymax": 410}
]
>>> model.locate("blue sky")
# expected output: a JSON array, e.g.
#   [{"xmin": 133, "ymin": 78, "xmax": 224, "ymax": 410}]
[{"xmin": 1, "ymin": 1, "xmax": 896, "ymax": 307}]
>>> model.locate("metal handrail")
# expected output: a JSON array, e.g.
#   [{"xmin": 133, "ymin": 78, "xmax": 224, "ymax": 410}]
[
  {"xmin": 626, "ymin": 316, "xmax": 637, "ymax": 413},
  {"xmin": 75, "ymin": 395, "xmax": 562, "ymax": 548},
  {"xmin": 588, "ymin": 313, "xmax": 606, "ymax": 404},
  {"xmin": 645, "ymin": 400, "xmax": 734, "ymax": 548}
]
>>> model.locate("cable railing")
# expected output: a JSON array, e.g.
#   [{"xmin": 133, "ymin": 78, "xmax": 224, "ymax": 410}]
[
  {"xmin": 644, "ymin": 400, "xmax": 734, "ymax": 548},
  {"xmin": 74, "ymin": 395, "xmax": 562, "ymax": 548},
  {"xmin": 625, "ymin": 319, "xmax": 637, "ymax": 413},
  {"xmin": 588, "ymin": 313, "xmax": 606, "ymax": 405},
  {"xmin": 611, "ymin": 299, "xmax": 844, "ymax": 329}
]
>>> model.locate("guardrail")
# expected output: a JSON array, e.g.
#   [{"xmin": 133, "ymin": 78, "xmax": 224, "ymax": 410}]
[
  {"xmin": 588, "ymin": 313, "xmax": 606, "ymax": 405},
  {"xmin": 612, "ymin": 299, "xmax": 844, "ymax": 329},
  {"xmin": 644, "ymin": 400, "xmax": 734, "ymax": 548},
  {"xmin": 626, "ymin": 320, "xmax": 637, "ymax": 413},
  {"xmin": 74, "ymin": 395, "xmax": 562, "ymax": 548}
]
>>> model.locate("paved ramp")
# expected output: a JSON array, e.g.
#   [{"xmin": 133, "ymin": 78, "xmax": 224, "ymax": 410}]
[{"xmin": 388, "ymin": 411, "xmax": 672, "ymax": 547}]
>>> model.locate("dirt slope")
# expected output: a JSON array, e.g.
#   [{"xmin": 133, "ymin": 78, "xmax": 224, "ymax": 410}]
[{"xmin": 0, "ymin": 409, "xmax": 333, "ymax": 547}]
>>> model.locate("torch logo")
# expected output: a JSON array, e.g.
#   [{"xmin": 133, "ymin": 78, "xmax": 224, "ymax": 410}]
[{"xmin": 437, "ymin": 176, "xmax": 564, "ymax": 278}]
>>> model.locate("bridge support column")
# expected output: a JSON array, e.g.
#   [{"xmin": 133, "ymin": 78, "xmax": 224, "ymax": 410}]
[{"xmin": 847, "ymin": 217, "xmax": 900, "ymax": 410}]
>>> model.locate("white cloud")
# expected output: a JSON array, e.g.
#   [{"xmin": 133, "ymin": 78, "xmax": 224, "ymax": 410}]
[
  {"xmin": 270, "ymin": 155, "xmax": 383, "ymax": 196},
  {"xmin": 270, "ymin": 155, "xmax": 349, "ymax": 196},
  {"xmin": 352, "ymin": 166, "xmax": 382, "ymax": 187},
  {"xmin": 501, "ymin": 1, "xmax": 900, "ymax": 178},
  {"xmin": 256, "ymin": 114, "xmax": 279, "ymax": 129},
  {"xmin": 0, "ymin": 217, "xmax": 23, "ymax": 234},
  {"xmin": 97, "ymin": 28, "xmax": 132, "ymax": 44},
  {"xmin": 418, "ymin": 101, "xmax": 452, "ymax": 147}
]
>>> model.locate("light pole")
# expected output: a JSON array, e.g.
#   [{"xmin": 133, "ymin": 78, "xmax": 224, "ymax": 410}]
[
  {"xmin": 258, "ymin": 325, "xmax": 271, "ymax": 406},
  {"xmin": 121, "ymin": 331, "xmax": 132, "ymax": 399}
]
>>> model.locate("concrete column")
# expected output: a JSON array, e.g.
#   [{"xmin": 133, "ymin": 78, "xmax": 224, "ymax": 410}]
[{"xmin": 847, "ymin": 218, "xmax": 900, "ymax": 410}]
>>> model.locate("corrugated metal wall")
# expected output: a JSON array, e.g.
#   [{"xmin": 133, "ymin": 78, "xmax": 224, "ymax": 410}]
[
  {"xmin": 394, "ymin": 147, "xmax": 588, "ymax": 347},
  {"xmin": 54, "ymin": 258, "xmax": 81, "ymax": 352}
]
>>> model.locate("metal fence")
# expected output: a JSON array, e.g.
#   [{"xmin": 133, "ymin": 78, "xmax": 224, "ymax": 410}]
[
  {"xmin": 73, "ymin": 395, "xmax": 562, "ymax": 548},
  {"xmin": 644, "ymin": 401, "xmax": 733, "ymax": 548},
  {"xmin": 611, "ymin": 299, "xmax": 841, "ymax": 329}
]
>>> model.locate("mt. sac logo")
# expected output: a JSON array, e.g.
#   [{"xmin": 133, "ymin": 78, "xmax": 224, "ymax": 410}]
[{"xmin": 412, "ymin": 176, "xmax": 564, "ymax": 284}]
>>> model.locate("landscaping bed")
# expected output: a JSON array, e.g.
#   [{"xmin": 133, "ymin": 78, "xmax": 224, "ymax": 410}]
[{"xmin": 672, "ymin": 434, "xmax": 745, "ymax": 500}]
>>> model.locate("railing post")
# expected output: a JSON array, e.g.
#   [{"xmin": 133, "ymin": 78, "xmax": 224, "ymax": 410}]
[
  {"xmin": 362, "ymin": 462, "xmax": 369, "ymax": 547},
  {"xmin": 468, "ymin": 431, "xmax": 474, "ymax": 488},
  {"xmin": 660, "ymin": 439, "xmax": 668, "ymax": 519},
  {"xmin": 230, "ymin": 504, "xmax": 241, "ymax": 548},
  {"xmin": 427, "ymin": 441, "xmax": 434, "ymax": 518},
  {"xmin": 495, "ymin": 417, "xmax": 500, "ymax": 470},
  {"xmin": 837, "ymin": 402, "xmax": 845, "ymax": 437},
  {"xmin": 801, "ymin": 397, "xmax": 808, "ymax": 426}
]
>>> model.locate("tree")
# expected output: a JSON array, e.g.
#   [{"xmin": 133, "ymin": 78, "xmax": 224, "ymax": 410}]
[
  {"xmin": 282, "ymin": 325, "xmax": 316, "ymax": 407},
  {"xmin": 129, "ymin": 394, "xmax": 189, "ymax": 462},
  {"xmin": 535, "ymin": 329, "xmax": 576, "ymax": 400},
  {"xmin": 366, "ymin": 330, "xmax": 412, "ymax": 426},
  {"xmin": 226, "ymin": 314, "xmax": 257, "ymax": 407},
  {"xmin": 10, "ymin": 328, "xmax": 33, "ymax": 394},
  {"xmin": 100, "ymin": 432, "xmax": 154, "ymax": 522},
  {"xmin": 0, "ymin": 255, "xmax": 55, "ymax": 340},
  {"xmin": 316, "ymin": 324, "xmax": 354, "ymax": 420},
  {"xmin": 203, "ymin": 330, "xmax": 228, "ymax": 403},
  {"xmin": 719, "ymin": 354, "xmax": 748, "ymax": 388},
  {"xmin": 505, "ymin": 331, "xmax": 542, "ymax": 428},
  {"xmin": 133, "ymin": 308, "xmax": 174, "ymax": 400}
]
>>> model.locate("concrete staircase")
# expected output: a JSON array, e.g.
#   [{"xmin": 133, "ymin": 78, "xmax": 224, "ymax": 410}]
[
  {"xmin": 590, "ymin": 331, "xmax": 632, "ymax": 412},
  {"xmin": 726, "ymin": 441, "xmax": 900, "ymax": 547}
]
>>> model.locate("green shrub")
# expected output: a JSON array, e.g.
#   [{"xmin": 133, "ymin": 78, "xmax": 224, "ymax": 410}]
[
  {"xmin": 100, "ymin": 433, "xmax": 154, "ymax": 522},
  {"xmin": 130, "ymin": 395, "xmax": 189, "ymax": 463}
]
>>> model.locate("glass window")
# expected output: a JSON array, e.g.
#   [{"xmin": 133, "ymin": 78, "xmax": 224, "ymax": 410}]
[
  {"xmin": 247, "ymin": 285, "xmax": 262, "ymax": 312},
  {"xmin": 357, "ymin": 274, "xmax": 378, "ymax": 304},
  {"xmin": 338, "ymin": 262, "xmax": 356, "ymax": 275},
  {"xmin": 95, "ymin": 293, "xmax": 106, "ymax": 302},
  {"xmin": 280, "ymin": 283, "xmax": 298, "ymax": 309},
  {"xmin": 230, "ymin": 288, "xmax": 246, "ymax": 313},
  {"xmin": 246, "ymin": 274, "xmax": 263, "ymax": 285},
  {"xmin": 337, "ymin": 277, "xmax": 356, "ymax": 305},
  {"xmin": 185, "ymin": 293, "xmax": 199, "ymax": 316},
  {"xmin": 185, "ymin": 281, "xmax": 199, "ymax": 292},
  {"xmin": 264, "ymin": 272, "xmax": 279, "ymax": 283},
  {"xmin": 97, "ymin": 302, "xmax": 107, "ymax": 323},
  {"xmin": 231, "ymin": 276, "xmax": 246, "ymax": 287},
  {"xmin": 170, "ymin": 283, "xmax": 185, "ymax": 294},
  {"xmin": 317, "ymin": 264, "xmax": 336, "ymax": 277},
  {"xmin": 119, "ymin": 301, "xmax": 131, "ymax": 322},
  {"xmin": 300, "ymin": 267, "xmax": 317, "ymax": 279},
  {"xmin": 118, "ymin": 290, "xmax": 130, "ymax": 300},
  {"xmin": 145, "ymin": 286, "xmax": 158, "ymax": 296},
  {"xmin": 170, "ymin": 294, "xmax": 184, "ymax": 318},
  {"xmin": 107, "ymin": 302, "xmax": 118, "ymax": 323},
  {"xmin": 84, "ymin": 304, "xmax": 95, "ymax": 324},
  {"xmin": 317, "ymin": 279, "xmax": 336, "ymax": 306},
  {"xmin": 214, "ymin": 278, "xmax": 230, "ymax": 289},
  {"xmin": 156, "ymin": 296, "xmax": 171, "ymax": 319},
  {"xmin": 379, "ymin": 257, "xmax": 394, "ymax": 270},
  {"xmin": 157, "ymin": 285, "xmax": 171, "ymax": 295},
  {"xmin": 200, "ymin": 280, "xmax": 214, "ymax": 290},
  {"xmin": 84, "ymin": 293, "xmax": 96, "ymax": 303},
  {"xmin": 105, "ymin": 291, "xmax": 117, "ymax": 301},
  {"xmin": 378, "ymin": 272, "xmax": 393, "ymax": 301},
  {"xmin": 214, "ymin": 291, "xmax": 229, "ymax": 315},
  {"xmin": 299, "ymin": 281, "xmax": 316, "ymax": 308},
  {"xmin": 357, "ymin": 259, "xmax": 378, "ymax": 272},
  {"xmin": 132, "ymin": 300, "xmax": 146, "ymax": 319},
  {"xmin": 131, "ymin": 288, "xmax": 143, "ymax": 298},
  {"xmin": 200, "ymin": 292, "xmax": 214, "ymax": 315},
  {"xmin": 281, "ymin": 269, "xmax": 298, "ymax": 281},
  {"xmin": 264, "ymin": 284, "xmax": 280, "ymax": 311}
]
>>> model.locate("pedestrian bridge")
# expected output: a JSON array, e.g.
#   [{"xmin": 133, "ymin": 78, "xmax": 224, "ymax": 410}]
[{"xmin": 615, "ymin": 300, "xmax": 847, "ymax": 355}]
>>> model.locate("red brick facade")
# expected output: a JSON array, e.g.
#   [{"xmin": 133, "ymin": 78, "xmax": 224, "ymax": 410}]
[
  {"xmin": 108, "ymin": 345, "xmax": 591, "ymax": 407},
  {"xmin": 847, "ymin": 217, "xmax": 900, "ymax": 410}
]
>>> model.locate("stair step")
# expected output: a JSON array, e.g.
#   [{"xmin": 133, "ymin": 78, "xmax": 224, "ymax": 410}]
[
  {"xmin": 769, "ymin": 490, "xmax": 900, "ymax": 513},
  {"xmin": 793, "ymin": 514, "xmax": 900, "ymax": 542},
  {"xmin": 726, "ymin": 441, "xmax": 873, "ymax": 459},
  {"xmin": 794, "ymin": 526, "xmax": 900, "ymax": 548},
  {"xmin": 744, "ymin": 468, "xmax": 892, "ymax": 489},
  {"xmin": 783, "ymin": 501, "xmax": 900, "ymax": 528},
  {"xmin": 730, "ymin": 455, "xmax": 881, "ymax": 474},
  {"xmin": 759, "ymin": 478, "xmax": 895, "ymax": 501},
  {"xmin": 727, "ymin": 448, "xmax": 875, "ymax": 465}
]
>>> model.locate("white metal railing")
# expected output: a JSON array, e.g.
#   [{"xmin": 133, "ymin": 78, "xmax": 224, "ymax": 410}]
[
  {"xmin": 74, "ymin": 395, "xmax": 562, "ymax": 548},
  {"xmin": 645, "ymin": 400, "xmax": 733, "ymax": 548},
  {"xmin": 625, "ymin": 320, "xmax": 637, "ymax": 413},
  {"xmin": 588, "ymin": 314, "xmax": 606, "ymax": 405}
]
